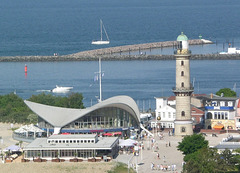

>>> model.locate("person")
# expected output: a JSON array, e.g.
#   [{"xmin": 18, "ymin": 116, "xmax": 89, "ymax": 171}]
[
  {"xmin": 151, "ymin": 162, "xmax": 154, "ymax": 170},
  {"xmin": 163, "ymin": 155, "xmax": 166, "ymax": 162},
  {"xmin": 166, "ymin": 141, "xmax": 168, "ymax": 147},
  {"xmin": 169, "ymin": 141, "xmax": 171, "ymax": 147},
  {"xmin": 157, "ymin": 153, "xmax": 160, "ymax": 159},
  {"xmin": 157, "ymin": 164, "xmax": 160, "ymax": 170}
]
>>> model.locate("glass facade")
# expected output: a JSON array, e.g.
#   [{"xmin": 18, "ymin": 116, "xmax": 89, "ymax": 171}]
[{"xmin": 61, "ymin": 107, "xmax": 138, "ymax": 130}]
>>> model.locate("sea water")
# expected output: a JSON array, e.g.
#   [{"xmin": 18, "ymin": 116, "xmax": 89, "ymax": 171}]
[
  {"xmin": 0, "ymin": 60, "xmax": 239, "ymax": 110},
  {"xmin": 0, "ymin": 0, "xmax": 240, "ymax": 56}
]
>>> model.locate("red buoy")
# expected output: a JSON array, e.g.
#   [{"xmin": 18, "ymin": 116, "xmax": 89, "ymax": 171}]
[{"xmin": 25, "ymin": 64, "xmax": 27, "ymax": 73}]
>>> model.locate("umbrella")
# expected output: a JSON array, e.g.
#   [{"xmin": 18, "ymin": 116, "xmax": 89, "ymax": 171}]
[
  {"xmin": 114, "ymin": 132, "xmax": 122, "ymax": 135},
  {"xmin": 119, "ymin": 139, "xmax": 137, "ymax": 147},
  {"xmin": 103, "ymin": 133, "xmax": 113, "ymax": 136},
  {"xmin": 4, "ymin": 145, "xmax": 21, "ymax": 152},
  {"xmin": 61, "ymin": 132, "xmax": 70, "ymax": 135}
]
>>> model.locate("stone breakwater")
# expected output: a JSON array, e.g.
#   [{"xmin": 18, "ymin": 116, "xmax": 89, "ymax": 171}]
[
  {"xmin": 0, "ymin": 39, "xmax": 240, "ymax": 62},
  {"xmin": 69, "ymin": 39, "xmax": 209, "ymax": 57},
  {"xmin": 1, "ymin": 54, "xmax": 240, "ymax": 62}
]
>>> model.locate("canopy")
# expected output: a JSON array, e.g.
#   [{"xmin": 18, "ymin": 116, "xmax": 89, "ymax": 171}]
[
  {"xmin": 119, "ymin": 139, "xmax": 137, "ymax": 147},
  {"xmin": 4, "ymin": 145, "xmax": 21, "ymax": 152},
  {"xmin": 14, "ymin": 124, "xmax": 45, "ymax": 133},
  {"xmin": 213, "ymin": 124, "xmax": 224, "ymax": 130}
]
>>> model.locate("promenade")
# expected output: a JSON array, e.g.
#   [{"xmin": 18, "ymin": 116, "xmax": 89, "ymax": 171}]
[{"xmin": 116, "ymin": 131, "xmax": 231, "ymax": 173}]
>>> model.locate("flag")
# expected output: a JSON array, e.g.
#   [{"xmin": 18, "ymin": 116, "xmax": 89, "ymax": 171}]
[{"xmin": 94, "ymin": 75, "xmax": 98, "ymax": 82}]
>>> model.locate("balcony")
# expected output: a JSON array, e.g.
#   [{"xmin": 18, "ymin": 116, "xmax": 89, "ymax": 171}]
[
  {"xmin": 174, "ymin": 49, "xmax": 191, "ymax": 55},
  {"xmin": 172, "ymin": 87, "xmax": 194, "ymax": 93}
]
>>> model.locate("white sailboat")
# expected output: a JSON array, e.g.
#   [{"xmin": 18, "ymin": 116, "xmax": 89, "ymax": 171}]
[{"xmin": 92, "ymin": 19, "xmax": 110, "ymax": 45}]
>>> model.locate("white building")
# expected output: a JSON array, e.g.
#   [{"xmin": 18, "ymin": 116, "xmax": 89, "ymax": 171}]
[{"xmin": 155, "ymin": 97, "xmax": 176, "ymax": 129}]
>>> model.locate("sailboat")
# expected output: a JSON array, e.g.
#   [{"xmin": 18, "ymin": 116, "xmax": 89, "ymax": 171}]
[{"xmin": 92, "ymin": 19, "xmax": 110, "ymax": 45}]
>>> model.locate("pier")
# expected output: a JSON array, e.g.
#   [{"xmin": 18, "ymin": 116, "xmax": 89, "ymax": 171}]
[{"xmin": 1, "ymin": 39, "xmax": 240, "ymax": 62}]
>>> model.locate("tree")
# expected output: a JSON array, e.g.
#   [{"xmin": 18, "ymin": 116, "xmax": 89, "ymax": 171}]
[
  {"xmin": 28, "ymin": 92, "xmax": 85, "ymax": 109},
  {"xmin": 216, "ymin": 88, "xmax": 236, "ymax": 97},
  {"xmin": 183, "ymin": 148, "xmax": 234, "ymax": 173},
  {"xmin": 177, "ymin": 134, "xmax": 208, "ymax": 156}
]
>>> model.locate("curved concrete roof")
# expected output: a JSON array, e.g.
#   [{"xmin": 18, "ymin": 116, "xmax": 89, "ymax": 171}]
[{"xmin": 24, "ymin": 95, "xmax": 140, "ymax": 128}]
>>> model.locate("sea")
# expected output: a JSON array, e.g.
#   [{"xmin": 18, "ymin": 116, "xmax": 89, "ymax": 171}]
[{"xmin": 0, "ymin": 0, "xmax": 240, "ymax": 110}]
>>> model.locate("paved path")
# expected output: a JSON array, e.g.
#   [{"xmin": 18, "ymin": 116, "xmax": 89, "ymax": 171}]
[{"xmin": 115, "ymin": 131, "xmax": 233, "ymax": 173}]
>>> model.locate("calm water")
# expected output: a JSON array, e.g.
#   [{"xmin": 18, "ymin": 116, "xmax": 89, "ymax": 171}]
[
  {"xmin": 0, "ymin": 60, "xmax": 239, "ymax": 111},
  {"xmin": 0, "ymin": 0, "xmax": 240, "ymax": 56}
]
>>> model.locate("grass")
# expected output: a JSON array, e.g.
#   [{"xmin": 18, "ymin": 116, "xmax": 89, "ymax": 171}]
[{"xmin": 107, "ymin": 162, "xmax": 136, "ymax": 173}]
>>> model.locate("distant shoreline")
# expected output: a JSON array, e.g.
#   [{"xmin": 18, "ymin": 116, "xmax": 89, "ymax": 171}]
[{"xmin": 1, "ymin": 39, "xmax": 240, "ymax": 62}]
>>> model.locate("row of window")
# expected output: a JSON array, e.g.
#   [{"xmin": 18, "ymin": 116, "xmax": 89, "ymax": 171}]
[
  {"xmin": 206, "ymin": 112, "xmax": 228, "ymax": 120},
  {"xmin": 158, "ymin": 112, "xmax": 176, "ymax": 119},
  {"xmin": 47, "ymin": 139, "xmax": 95, "ymax": 144}
]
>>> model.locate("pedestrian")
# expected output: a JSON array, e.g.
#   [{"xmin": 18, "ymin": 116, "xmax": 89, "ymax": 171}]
[
  {"xmin": 166, "ymin": 141, "xmax": 168, "ymax": 147},
  {"xmin": 169, "ymin": 141, "xmax": 171, "ymax": 147},
  {"xmin": 157, "ymin": 164, "xmax": 160, "ymax": 170},
  {"xmin": 163, "ymin": 155, "xmax": 166, "ymax": 162},
  {"xmin": 151, "ymin": 162, "xmax": 154, "ymax": 170},
  {"xmin": 157, "ymin": 152, "xmax": 160, "ymax": 159}
]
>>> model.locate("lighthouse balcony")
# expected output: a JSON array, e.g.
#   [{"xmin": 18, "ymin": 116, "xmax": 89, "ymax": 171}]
[
  {"xmin": 174, "ymin": 49, "xmax": 191, "ymax": 55},
  {"xmin": 172, "ymin": 87, "xmax": 194, "ymax": 93}
]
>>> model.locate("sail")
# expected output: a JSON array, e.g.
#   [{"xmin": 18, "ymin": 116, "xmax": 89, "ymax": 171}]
[{"xmin": 92, "ymin": 19, "xmax": 110, "ymax": 45}]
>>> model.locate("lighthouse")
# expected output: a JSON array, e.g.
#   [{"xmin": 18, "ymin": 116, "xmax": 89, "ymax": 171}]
[{"xmin": 173, "ymin": 32, "xmax": 193, "ymax": 136}]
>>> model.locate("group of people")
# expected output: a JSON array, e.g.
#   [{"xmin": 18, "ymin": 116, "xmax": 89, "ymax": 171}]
[{"xmin": 151, "ymin": 162, "xmax": 177, "ymax": 171}]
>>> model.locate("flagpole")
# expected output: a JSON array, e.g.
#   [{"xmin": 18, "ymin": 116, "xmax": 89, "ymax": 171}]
[{"xmin": 99, "ymin": 57, "xmax": 102, "ymax": 102}]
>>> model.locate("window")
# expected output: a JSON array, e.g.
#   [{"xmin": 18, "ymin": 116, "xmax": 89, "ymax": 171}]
[
  {"xmin": 221, "ymin": 112, "xmax": 224, "ymax": 119},
  {"xmin": 181, "ymin": 82, "xmax": 184, "ymax": 87},
  {"xmin": 181, "ymin": 61, "xmax": 184, "ymax": 66},
  {"xmin": 173, "ymin": 112, "xmax": 176, "ymax": 118},
  {"xmin": 168, "ymin": 112, "xmax": 171, "ymax": 119},
  {"xmin": 207, "ymin": 112, "xmax": 212, "ymax": 119},
  {"xmin": 181, "ymin": 71, "xmax": 184, "ymax": 76},
  {"xmin": 63, "ymin": 140, "xmax": 65, "ymax": 143},
  {"xmin": 220, "ymin": 101, "xmax": 225, "ymax": 106},
  {"xmin": 181, "ymin": 127, "xmax": 186, "ymax": 132},
  {"xmin": 181, "ymin": 111, "xmax": 185, "ymax": 116},
  {"xmin": 163, "ymin": 112, "xmax": 165, "ymax": 118},
  {"xmin": 225, "ymin": 112, "xmax": 228, "ymax": 119},
  {"xmin": 228, "ymin": 101, "xmax": 233, "ymax": 106},
  {"xmin": 214, "ymin": 112, "xmax": 217, "ymax": 119}
]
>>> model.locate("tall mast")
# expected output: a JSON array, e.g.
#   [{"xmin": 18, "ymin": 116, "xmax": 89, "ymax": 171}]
[
  {"xmin": 100, "ymin": 19, "xmax": 103, "ymax": 41},
  {"xmin": 99, "ymin": 57, "xmax": 102, "ymax": 102}
]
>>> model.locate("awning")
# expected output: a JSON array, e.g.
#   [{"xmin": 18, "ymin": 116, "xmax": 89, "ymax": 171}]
[
  {"xmin": 103, "ymin": 133, "xmax": 113, "ymax": 136},
  {"xmin": 213, "ymin": 124, "xmax": 224, "ymax": 130},
  {"xmin": 114, "ymin": 132, "xmax": 122, "ymax": 135}
]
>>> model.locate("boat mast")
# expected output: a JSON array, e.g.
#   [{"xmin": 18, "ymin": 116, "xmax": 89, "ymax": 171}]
[
  {"xmin": 99, "ymin": 57, "xmax": 102, "ymax": 102},
  {"xmin": 100, "ymin": 19, "xmax": 103, "ymax": 41}
]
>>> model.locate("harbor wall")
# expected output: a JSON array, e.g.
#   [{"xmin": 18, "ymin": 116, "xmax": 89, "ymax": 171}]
[{"xmin": 0, "ymin": 39, "xmax": 240, "ymax": 62}]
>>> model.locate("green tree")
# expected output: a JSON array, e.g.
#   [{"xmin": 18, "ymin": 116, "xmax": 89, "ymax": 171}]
[
  {"xmin": 28, "ymin": 92, "xmax": 85, "ymax": 109},
  {"xmin": 216, "ymin": 88, "xmax": 236, "ymax": 97},
  {"xmin": 177, "ymin": 134, "xmax": 209, "ymax": 156},
  {"xmin": 183, "ymin": 148, "xmax": 233, "ymax": 173}
]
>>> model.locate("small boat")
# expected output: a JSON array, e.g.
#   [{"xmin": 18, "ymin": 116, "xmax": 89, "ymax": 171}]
[
  {"xmin": 92, "ymin": 19, "xmax": 110, "ymax": 45},
  {"xmin": 51, "ymin": 85, "xmax": 73, "ymax": 93}
]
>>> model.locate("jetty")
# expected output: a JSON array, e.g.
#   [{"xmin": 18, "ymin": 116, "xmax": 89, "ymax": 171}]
[{"xmin": 1, "ymin": 39, "xmax": 240, "ymax": 62}]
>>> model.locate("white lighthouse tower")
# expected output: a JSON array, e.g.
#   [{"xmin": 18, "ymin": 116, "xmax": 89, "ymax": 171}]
[{"xmin": 173, "ymin": 32, "xmax": 193, "ymax": 136}]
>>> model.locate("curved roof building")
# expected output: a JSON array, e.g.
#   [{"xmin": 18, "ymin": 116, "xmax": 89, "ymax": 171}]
[{"xmin": 25, "ymin": 95, "xmax": 140, "ymax": 135}]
